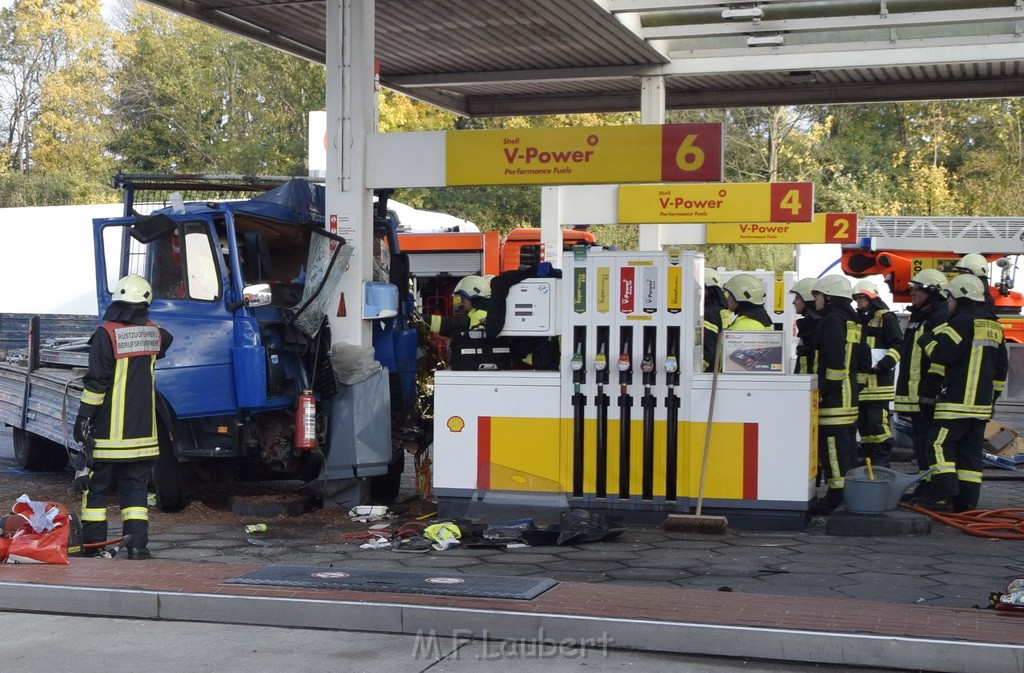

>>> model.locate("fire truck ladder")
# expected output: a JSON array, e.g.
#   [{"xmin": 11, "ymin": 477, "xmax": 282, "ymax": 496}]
[{"xmin": 851, "ymin": 217, "xmax": 1024, "ymax": 255}]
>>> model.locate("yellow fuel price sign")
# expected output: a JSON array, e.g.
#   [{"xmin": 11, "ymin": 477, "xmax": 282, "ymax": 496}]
[
  {"xmin": 707, "ymin": 213, "xmax": 858, "ymax": 244},
  {"xmin": 618, "ymin": 182, "xmax": 814, "ymax": 224},
  {"xmin": 446, "ymin": 124, "xmax": 723, "ymax": 186}
]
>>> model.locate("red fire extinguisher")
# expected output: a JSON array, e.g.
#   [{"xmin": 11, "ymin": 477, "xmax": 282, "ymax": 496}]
[{"xmin": 295, "ymin": 389, "xmax": 317, "ymax": 450}]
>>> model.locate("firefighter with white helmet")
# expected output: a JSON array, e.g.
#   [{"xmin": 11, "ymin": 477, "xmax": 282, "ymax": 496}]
[
  {"xmin": 74, "ymin": 274, "xmax": 173, "ymax": 560},
  {"xmin": 913, "ymin": 274, "xmax": 1008, "ymax": 512},
  {"xmin": 851, "ymin": 280, "xmax": 903, "ymax": 468},
  {"xmin": 702, "ymin": 268, "xmax": 732, "ymax": 371},
  {"xmin": 810, "ymin": 274, "xmax": 868, "ymax": 514},
  {"xmin": 789, "ymin": 278, "xmax": 820, "ymax": 374},
  {"xmin": 894, "ymin": 268, "xmax": 950, "ymax": 489},
  {"xmin": 429, "ymin": 274, "xmax": 491, "ymax": 336},
  {"xmin": 722, "ymin": 273, "xmax": 772, "ymax": 331},
  {"xmin": 953, "ymin": 253, "xmax": 996, "ymax": 312}
]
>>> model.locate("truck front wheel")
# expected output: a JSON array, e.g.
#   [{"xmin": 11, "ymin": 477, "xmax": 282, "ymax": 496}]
[
  {"xmin": 12, "ymin": 429, "xmax": 68, "ymax": 471},
  {"xmin": 152, "ymin": 430, "xmax": 188, "ymax": 513}
]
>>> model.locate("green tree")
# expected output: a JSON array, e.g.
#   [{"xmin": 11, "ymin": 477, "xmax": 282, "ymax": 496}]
[{"xmin": 110, "ymin": 3, "xmax": 324, "ymax": 175}]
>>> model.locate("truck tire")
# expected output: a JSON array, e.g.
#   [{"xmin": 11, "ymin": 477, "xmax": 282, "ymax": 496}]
[
  {"xmin": 369, "ymin": 449, "xmax": 405, "ymax": 505},
  {"xmin": 12, "ymin": 429, "xmax": 68, "ymax": 472},
  {"xmin": 152, "ymin": 432, "xmax": 187, "ymax": 513}
]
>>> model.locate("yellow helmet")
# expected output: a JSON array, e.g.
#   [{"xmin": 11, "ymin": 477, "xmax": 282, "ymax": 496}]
[
  {"xmin": 944, "ymin": 274, "xmax": 986, "ymax": 302},
  {"xmin": 723, "ymin": 273, "xmax": 765, "ymax": 304},
  {"xmin": 704, "ymin": 268, "xmax": 723, "ymax": 288},
  {"xmin": 111, "ymin": 274, "xmax": 153, "ymax": 305}
]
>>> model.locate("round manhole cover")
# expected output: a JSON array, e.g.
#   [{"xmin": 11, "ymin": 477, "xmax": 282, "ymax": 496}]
[
  {"xmin": 425, "ymin": 577, "xmax": 465, "ymax": 585},
  {"xmin": 312, "ymin": 571, "xmax": 350, "ymax": 579}
]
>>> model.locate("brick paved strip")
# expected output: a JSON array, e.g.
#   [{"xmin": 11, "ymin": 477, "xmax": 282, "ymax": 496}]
[{"xmin": 0, "ymin": 559, "xmax": 1021, "ymax": 673}]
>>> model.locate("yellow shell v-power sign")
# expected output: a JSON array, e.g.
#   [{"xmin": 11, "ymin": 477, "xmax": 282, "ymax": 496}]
[
  {"xmin": 445, "ymin": 124, "xmax": 723, "ymax": 186},
  {"xmin": 618, "ymin": 182, "xmax": 814, "ymax": 224}
]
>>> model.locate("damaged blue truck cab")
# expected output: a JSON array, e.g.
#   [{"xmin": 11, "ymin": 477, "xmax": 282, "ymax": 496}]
[{"xmin": 92, "ymin": 178, "xmax": 404, "ymax": 511}]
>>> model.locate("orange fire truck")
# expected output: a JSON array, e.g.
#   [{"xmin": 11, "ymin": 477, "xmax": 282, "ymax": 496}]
[{"xmin": 840, "ymin": 216, "xmax": 1024, "ymax": 342}]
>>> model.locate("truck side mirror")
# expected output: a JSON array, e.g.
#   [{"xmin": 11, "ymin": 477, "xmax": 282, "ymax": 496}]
[{"xmin": 242, "ymin": 283, "xmax": 273, "ymax": 308}]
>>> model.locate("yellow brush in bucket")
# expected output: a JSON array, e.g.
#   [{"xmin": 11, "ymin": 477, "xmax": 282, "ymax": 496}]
[{"xmin": 865, "ymin": 458, "xmax": 875, "ymax": 480}]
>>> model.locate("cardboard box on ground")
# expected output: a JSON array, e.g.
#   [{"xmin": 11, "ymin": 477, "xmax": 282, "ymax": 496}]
[{"xmin": 985, "ymin": 421, "xmax": 1024, "ymax": 456}]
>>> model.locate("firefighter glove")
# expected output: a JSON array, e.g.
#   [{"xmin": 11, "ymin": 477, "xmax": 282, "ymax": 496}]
[
  {"xmin": 73, "ymin": 469, "xmax": 90, "ymax": 495},
  {"xmin": 73, "ymin": 416, "xmax": 91, "ymax": 445}
]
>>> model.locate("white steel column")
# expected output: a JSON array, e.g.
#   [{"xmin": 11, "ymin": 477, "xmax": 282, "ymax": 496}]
[
  {"xmin": 638, "ymin": 75, "xmax": 665, "ymax": 252},
  {"xmin": 325, "ymin": 0, "xmax": 376, "ymax": 347},
  {"xmin": 540, "ymin": 186, "xmax": 563, "ymax": 270}
]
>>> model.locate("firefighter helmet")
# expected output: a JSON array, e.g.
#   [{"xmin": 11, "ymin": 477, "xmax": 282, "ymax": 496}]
[
  {"xmin": 789, "ymin": 278, "xmax": 817, "ymax": 301},
  {"xmin": 812, "ymin": 274, "xmax": 853, "ymax": 299},
  {"xmin": 111, "ymin": 274, "xmax": 153, "ymax": 305},
  {"xmin": 944, "ymin": 274, "xmax": 986, "ymax": 302},
  {"xmin": 954, "ymin": 253, "xmax": 989, "ymax": 278},
  {"xmin": 852, "ymin": 280, "xmax": 879, "ymax": 299},
  {"xmin": 704, "ymin": 268, "xmax": 722, "ymax": 288},
  {"xmin": 723, "ymin": 274, "xmax": 765, "ymax": 304},
  {"xmin": 909, "ymin": 268, "xmax": 948, "ymax": 292},
  {"xmin": 453, "ymin": 275, "xmax": 490, "ymax": 300}
]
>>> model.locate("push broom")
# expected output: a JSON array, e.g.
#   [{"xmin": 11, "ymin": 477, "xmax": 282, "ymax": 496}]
[{"xmin": 664, "ymin": 333, "xmax": 729, "ymax": 534}]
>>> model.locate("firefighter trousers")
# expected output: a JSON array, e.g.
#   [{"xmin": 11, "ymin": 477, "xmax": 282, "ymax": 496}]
[
  {"xmin": 819, "ymin": 424, "xmax": 857, "ymax": 506},
  {"xmin": 922, "ymin": 417, "xmax": 985, "ymax": 512},
  {"xmin": 857, "ymin": 400, "xmax": 894, "ymax": 467},
  {"xmin": 81, "ymin": 460, "xmax": 154, "ymax": 551}
]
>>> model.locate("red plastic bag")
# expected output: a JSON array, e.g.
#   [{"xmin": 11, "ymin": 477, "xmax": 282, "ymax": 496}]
[{"xmin": 3, "ymin": 498, "xmax": 70, "ymax": 565}]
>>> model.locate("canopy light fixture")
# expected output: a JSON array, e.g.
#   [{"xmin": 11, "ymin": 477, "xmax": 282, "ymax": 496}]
[
  {"xmin": 747, "ymin": 34, "xmax": 784, "ymax": 47},
  {"xmin": 722, "ymin": 7, "xmax": 764, "ymax": 20}
]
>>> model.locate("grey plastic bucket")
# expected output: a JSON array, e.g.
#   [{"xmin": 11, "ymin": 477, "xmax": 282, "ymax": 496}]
[{"xmin": 843, "ymin": 471, "xmax": 896, "ymax": 514}]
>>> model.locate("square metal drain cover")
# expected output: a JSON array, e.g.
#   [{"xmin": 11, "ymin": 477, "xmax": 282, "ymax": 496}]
[{"xmin": 224, "ymin": 565, "xmax": 558, "ymax": 600}]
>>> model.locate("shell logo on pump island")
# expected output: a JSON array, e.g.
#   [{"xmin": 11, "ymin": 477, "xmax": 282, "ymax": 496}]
[{"xmin": 447, "ymin": 416, "xmax": 466, "ymax": 433}]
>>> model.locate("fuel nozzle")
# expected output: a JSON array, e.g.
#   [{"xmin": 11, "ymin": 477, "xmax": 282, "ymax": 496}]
[
  {"xmin": 664, "ymin": 355, "xmax": 679, "ymax": 375},
  {"xmin": 594, "ymin": 349, "xmax": 607, "ymax": 373},
  {"xmin": 570, "ymin": 348, "xmax": 584, "ymax": 372},
  {"xmin": 640, "ymin": 352, "xmax": 655, "ymax": 385},
  {"xmin": 617, "ymin": 352, "xmax": 631, "ymax": 373}
]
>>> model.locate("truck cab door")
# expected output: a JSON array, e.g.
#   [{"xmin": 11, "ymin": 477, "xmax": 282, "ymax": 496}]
[{"xmin": 95, "ymin": 214, "xmax": 239, "ymax": 418}]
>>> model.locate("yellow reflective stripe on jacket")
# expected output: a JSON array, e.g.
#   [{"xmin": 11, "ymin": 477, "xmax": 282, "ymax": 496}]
[
  {"xmin": 429, "ymin": 314, "xmax": 442, "ymax": 333},
  {"xmin": 825, "ymin": 368, "xmax": 845, "ymax": 381},
  {"xmin": 703, "ymin": 319, "xmax": 719, "ymax": 334}
]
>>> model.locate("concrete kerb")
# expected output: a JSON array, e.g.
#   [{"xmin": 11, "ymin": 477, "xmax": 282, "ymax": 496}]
[{"xmin": 0, "ymin": 581, "xmax": 1021, "ymax": 673}]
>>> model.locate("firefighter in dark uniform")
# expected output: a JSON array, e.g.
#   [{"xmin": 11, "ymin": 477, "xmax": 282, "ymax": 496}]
[
  {"xmin": 852, "ymin": 280, "xmax": 903, "ymax": 468},
  {"xmin": 811, "ymin": 274, "xmax": 867, "ymax": 514},
  {"xmin": 953, "ymin": 252, "xmax": 997, "ymax": 314},
  {"xmin": 789, "ymin": 278, "xmax": 820, "ymax": 375},
  {"xmin": 702, "ymin": 268, "xmax": 731, "ymax": 372},
  {"xmin": 894, "ymin": 269, "xmax": 949, "ymax": 485},
  {"xmin": 914, "ymin": 274, "xmax": 1008, "ymax": 512},
  {"xmin": 74, "ymin": 274, "xmax": 172, "ymax": 560}
]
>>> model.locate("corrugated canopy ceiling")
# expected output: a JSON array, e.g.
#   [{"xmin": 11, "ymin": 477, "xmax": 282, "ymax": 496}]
[{"xmin": 144, "ymin": 0, "xmax": 1024, "ymax": 116}]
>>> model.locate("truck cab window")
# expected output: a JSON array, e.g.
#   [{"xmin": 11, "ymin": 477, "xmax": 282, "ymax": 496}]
[{"xmin": 183, "ymin": 224, "xmax": 219, "ymax": 301}]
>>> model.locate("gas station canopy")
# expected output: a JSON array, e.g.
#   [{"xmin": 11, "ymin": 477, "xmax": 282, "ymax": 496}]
[{"xmin": 146, "ymin": 0, "xmax": 1024, "ymax": 116}]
